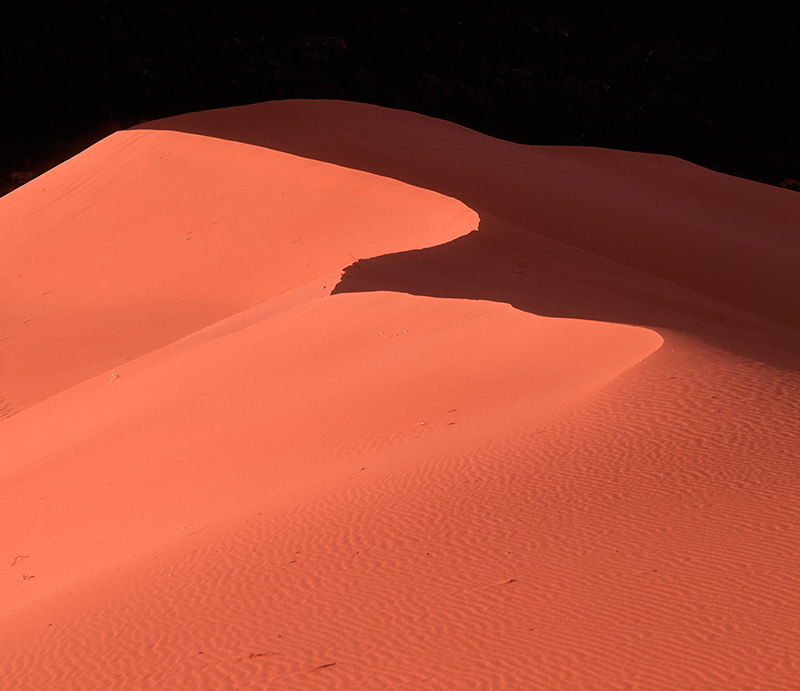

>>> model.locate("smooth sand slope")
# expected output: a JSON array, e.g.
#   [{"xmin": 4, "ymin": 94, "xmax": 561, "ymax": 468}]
[{"xmin": 1, "ymin": 100, "xmax": 799, "ymax": 689}]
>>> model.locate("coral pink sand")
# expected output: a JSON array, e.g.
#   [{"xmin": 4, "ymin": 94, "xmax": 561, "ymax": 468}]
[{"xmin": 1, "ymin": 101, "xmax": 799, "ymax": 689}]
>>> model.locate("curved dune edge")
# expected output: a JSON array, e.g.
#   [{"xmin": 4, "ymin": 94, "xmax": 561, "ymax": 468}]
[
  {"xmin": 0, "ymin": 290, "xmax": 661, "ymax": 619},
  {"xmin": 138, "ymin": 99, "xmax": 800, "ymax": 332},
  {"xmin": 0, "ymin": 128, "xmax": 478, "ymax": 416},
  {"xmin": 2, "ymin": 100, "xmax": 799, "ymax": 689}
]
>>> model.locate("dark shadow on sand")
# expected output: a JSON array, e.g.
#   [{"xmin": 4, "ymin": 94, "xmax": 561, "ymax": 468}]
[
  {"xmin": 137, "ymin": 101, "xmax": 800, "ymax": 370},
  {"xmin": 330, "ymin": 215, "xmax": 800, "ymax": 371}
]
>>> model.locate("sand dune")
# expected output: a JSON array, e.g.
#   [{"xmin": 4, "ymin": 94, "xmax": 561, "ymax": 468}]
[{"xmin": 1, "ymin": 100, "xmax": 799, "ymax": 689}]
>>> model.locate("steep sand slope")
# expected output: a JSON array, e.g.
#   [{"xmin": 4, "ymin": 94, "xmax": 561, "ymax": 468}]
[
  {"xmin": 142, "ymin": 100, "xmax": 800, "ymax": 332},
  {"xmin": 0, "ymin": 129, "xmax": 478, "ymax": 416},
  {"xmin": 1, "ymin": 101, "xmax": 799, "ymax": 689}
]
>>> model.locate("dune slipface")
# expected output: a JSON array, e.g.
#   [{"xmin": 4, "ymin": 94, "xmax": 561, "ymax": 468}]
[{"xmin": 1, "ymin": 101, "xmax": 799, "ymax": 690}]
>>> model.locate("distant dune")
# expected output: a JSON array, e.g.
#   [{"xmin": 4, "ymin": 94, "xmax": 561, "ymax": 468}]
[{"xmin": 1, "ymin": 100, "xmax": 798, "ymax": 689}]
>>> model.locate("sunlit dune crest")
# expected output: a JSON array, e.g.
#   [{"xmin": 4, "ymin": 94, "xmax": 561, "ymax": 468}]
[{"xmin": 1, "ymin": 100, "xmax": 799, "ymax": 689}]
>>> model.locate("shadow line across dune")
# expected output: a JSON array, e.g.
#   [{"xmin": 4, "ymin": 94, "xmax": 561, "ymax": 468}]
[{"xmin": 137, "ymin": 99, "xmax": 800, "ymax": 369}]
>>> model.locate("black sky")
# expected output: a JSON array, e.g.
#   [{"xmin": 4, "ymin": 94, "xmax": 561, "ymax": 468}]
[{"xmin": 3, "ymin": 4, "xmax": 799, "ymax": 197}]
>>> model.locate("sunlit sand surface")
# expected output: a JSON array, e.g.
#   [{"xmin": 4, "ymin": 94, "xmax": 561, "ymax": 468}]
[{"xmin": 2, "ymin": 100, "xmax": 798, "ymax": 689}]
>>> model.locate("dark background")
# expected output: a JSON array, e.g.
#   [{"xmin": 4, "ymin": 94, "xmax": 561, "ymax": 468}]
[{"xmin": 3, "ymin": 3, "xmax": 799, "ymax": 197}]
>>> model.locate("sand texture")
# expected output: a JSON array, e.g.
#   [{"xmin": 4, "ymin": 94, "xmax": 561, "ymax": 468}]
[{"xmin": 1, "ymin": 100, "xmax": 799, "ymax": 689}]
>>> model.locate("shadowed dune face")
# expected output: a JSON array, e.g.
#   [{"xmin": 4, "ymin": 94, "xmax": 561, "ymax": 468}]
[
  {"xmin": 139, "ymin": 99, "xmax": 800, "ymax": 336},
  {"xmin": 331, "ymin": 214, "xmax": 800, "ymax": 371}
]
